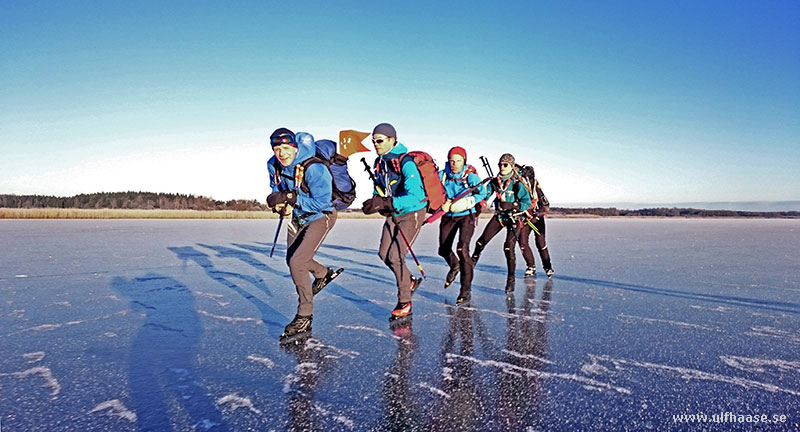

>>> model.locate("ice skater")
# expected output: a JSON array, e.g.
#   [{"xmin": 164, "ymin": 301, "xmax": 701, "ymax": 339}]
[
  {"xmin": 437, "ymin": 146, "xmax": 487, "ymax": 304},
  {"xmin": 267, "ymin": 127, "xmax": 343, "ymax": 343},
  {"xmin": 516, "ymin": 164, "xmax": 554, "ymax": 278},
  {"xmin": 361, "ymin": 122, "xmax": 426, "ymax": 321},
  {"xmin": 471, "ymin": 153, "xmax": 533, "ymax": 293}
]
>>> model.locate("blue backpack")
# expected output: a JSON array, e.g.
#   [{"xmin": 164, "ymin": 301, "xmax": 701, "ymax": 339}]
[{"xmin": 298, "ymin": 139, "xmax": 357, "ymax": 210}]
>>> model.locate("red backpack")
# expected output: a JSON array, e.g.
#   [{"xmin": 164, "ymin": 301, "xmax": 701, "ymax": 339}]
[{"xmin": 402, "ymin": 151, "xmax": 447, "ymax": 213}]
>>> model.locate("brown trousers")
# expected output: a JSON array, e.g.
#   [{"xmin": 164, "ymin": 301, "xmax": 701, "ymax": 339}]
[
  {"xmin": 286, "ymin": 211, "xmax": 337, "ymax": 316},
  {"xmin": 378, "ymin": 208, "xmax": 425, "ymax": 303}
]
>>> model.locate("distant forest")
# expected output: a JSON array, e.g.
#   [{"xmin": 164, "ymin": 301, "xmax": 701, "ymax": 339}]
[
  {"xmin": 0, "ymin": 192, "xmax": 266, "ymax": 211},
  {"xmin": 550, "ymin": 207, "xmax": 799, "ymax": 218},
  {"xmin": 1, "ymin": 193, "xmax": 798, "ymax": 218}
]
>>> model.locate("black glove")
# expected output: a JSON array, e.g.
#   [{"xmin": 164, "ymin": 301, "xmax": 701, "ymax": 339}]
[
  {"xmin": 362, "ymin": 196, "xmax": 394, "ymax": 215},
  {"xmin": 267, "ymin": 190, "xmax": 297, "ymax": 210},
  {"xmin": 497, "ymin": 201, "xmax": 520, "ymax": 212}
]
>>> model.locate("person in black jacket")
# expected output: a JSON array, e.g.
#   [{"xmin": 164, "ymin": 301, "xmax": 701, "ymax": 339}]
[{"xmin": 517, "ymin": 172, "xmax": 554, "ymax": 278}]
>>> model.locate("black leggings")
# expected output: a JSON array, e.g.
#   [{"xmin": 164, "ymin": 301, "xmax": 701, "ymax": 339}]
[
  {"xmin": 473, "ymin": 215, "xmax": 521, "ymax": 278},
  {"xmin": 518, "ymin": 217, "xmax": 551, "ymax": 269},
  {"xmin": 438, "ymin": 214, "xmax": 477, "ymax": 292}
]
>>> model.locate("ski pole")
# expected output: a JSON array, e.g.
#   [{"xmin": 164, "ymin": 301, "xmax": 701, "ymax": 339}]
[
  {"xmin": 394, "ymin": 216, "xmax": 426, "ymax": 279},
  {"xmin": 269, "ymin": 205, "xmax": 287, "ymax": 258},
  {"xmin": 360, "ymin": 157, "xmax": 386, "ymax": 197},
  {"xmin": 480, "ymin": 155, "xmax": 494, "ymax": 178},
  {"xmin": 360, "ymin": 158, "xmax": 426, "ymax": 279}
]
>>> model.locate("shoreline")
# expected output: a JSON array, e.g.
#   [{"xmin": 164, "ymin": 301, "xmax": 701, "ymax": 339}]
[{"xmin": 1, "ymin": 208, "xmax": 797, "ymax": 220}]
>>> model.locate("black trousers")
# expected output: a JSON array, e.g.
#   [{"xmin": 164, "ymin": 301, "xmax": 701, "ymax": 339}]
[
  {"xmin": 519, "ymin": 217, "xmax": 552, "ymax": 269},
  {"xmin": 474, "ymin": 215, "xmax": 521, "ymax": 278},
  {"xmin": 438, "ymin": 214, "xmax": 477, "ymax": 293}
]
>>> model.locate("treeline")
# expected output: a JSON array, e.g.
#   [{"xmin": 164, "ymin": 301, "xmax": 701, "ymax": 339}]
[
  {"xmin": 551, "ymin": 207, "xmax": 799, "ymax": 218},
  {"xmin": 0, "ymin": 193, "xmax": 266, "ymax": 211}
]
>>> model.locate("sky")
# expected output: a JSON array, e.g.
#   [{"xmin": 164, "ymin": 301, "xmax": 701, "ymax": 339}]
[{"xmin": 2, "ymin": 1, "xmax": 799, "ymax": 208}]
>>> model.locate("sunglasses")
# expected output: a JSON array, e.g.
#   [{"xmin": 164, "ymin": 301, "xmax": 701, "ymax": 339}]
[
  {"xmin": 271, "ymin": 134, "xmax": 294, "ymax": 146},
  {"xmin": 372, "ymin": 138, "xmax": 387, "ymax": 144},
  {"xmin": 499, "ymin": 163, "xmax": 511, "ymax": 168}
]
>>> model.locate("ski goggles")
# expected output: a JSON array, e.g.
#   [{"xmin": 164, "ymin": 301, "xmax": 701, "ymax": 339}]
[{"xmin": 271, "ymin": 134, "xmax": 296, "ymax": 147}]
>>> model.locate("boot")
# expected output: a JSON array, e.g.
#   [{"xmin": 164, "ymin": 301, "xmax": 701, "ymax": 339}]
[
  {"xmin": 280, "ymin": 315, "xmax": 312, "ymax": 341},
  {"xmin": 444, "ymin": 266, "xmax": 459, "ymax": 289},
  {"xmin": 390, "ymin": 302, "xmax": 412, "ymax": 320},
  {"xmin": 312, "ymin": 267, "xmax": 343, "ymax": 295},
  {"xmin": 410, "ymin": 276, "xmax": 422, "ymax": 295},
  {"xmin": 524, "ymin": 265, "xmax": 536, "ymax": 277},
  {"xmin": 505, "ymin": 276, "xmax": 515, "ymax": 294}
]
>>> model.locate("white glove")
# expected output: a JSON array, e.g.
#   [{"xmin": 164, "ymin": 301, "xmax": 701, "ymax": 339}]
[
  {"xmin": 441, "ymin": 200, "xmax": 452, "ymax": 213},
  {"xmin": 449, "ymin": 196, "xmax": 476, "ymax": 213}
]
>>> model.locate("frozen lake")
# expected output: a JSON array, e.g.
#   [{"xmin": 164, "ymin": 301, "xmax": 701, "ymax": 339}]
[{"xmin": 1, "ymin": 218, "xmax": 799, "ymax": 431}]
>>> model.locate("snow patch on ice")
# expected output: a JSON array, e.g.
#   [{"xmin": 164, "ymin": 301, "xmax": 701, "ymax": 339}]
[
  {"xmin": 198, "ymin": 309, "xmax": 260, "ymax": 325},
  {"xmin": 15, "ymin": 274, "xmax": 28, "ymax": 278},
  {"xmin": 305, "ymin": 338, "xmax": 360, "ymax": 359},
  {"xmin": 448, "ymin": 353, "xmax": 631, "ymax": 394},
  {"xmin": 23, "ymin": 352, "xmax": 45, "ymax": 363},
  {"xmin": 502, "ymin": 349, "xmax": 554, "ymax": 364},
  {"xmin": 312, "ymin": 404, "xmax": 355, "ymax": 429},
  {"xmin": 104, "ymin": 332, "xmax": 118, "ymax": 338},
  {"xmin": 720, "ymin": 355, "xmax": 800, "ymax": 375},
  {"xmin": 616, "ymin": 313, "xmax": 716, "ymax": 331},
  {"xmin": 11, "ymin": 310, "xmax": 129, "ymax": 335},
  {"xmin": 0, "ymin": 366, "xmax": 62, "ymax": 398},
  {"xmin": 10, "ymin": 309, "xmax": 25, "ymax": 318},
  {"xmin": 689, "ymin": 305, "xmax": 734, "ymax": 313},
  {"xmin": 283, "ymin": 362, "xmax": 319, "ymax": 394},
  {"xmin": 216, "ymin": 393, "xmax": 263, "ymax": 416},
  {"xmin": 88, "ymin": 399, "xmax": 137, "ymax": 422},
  {"xmin": 419, "ymin": 382, "xmax": 451, "ymax": 399},
  {"xmin": 746, "ymin": 326, "xmax": 800, "ymax": 345},
  {"xmin": 336, "ymin": 324, "xmax": 390, "ymax": 338},
  {"xmin": 586, "ymin": 354, "xmax": 800, "ymax": 397},
  {"xmin": 247, "ymin": 354, "xmax": 275, "ymax": 369}
]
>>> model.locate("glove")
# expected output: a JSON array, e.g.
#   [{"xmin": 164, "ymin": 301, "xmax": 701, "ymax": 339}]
[
  {"xmin": 449, "ymin": 196, "xmax": 476, "ymax": 213},
  {"xmin": 475, "ymin": 199, "xmax": 488, "ymax": 216},
  {"xmin": 497, "ymin": 201, "xmax": 520, "ymax": 212},
  {"xmin": 440, "ymin": 200, "xmax": 452, "ymax": 214},
  {"xmin": 267, "ymin": 190, "xmax": 297, "ymax": 211},
  {"xmin": 362, "ymin": 196, "xmax": 394, "ymax": 215}
]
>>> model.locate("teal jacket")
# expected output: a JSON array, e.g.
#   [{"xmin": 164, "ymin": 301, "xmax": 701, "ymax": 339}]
[
  {"xmin": 268, "ymin": 132, "xmax": 333, "ymax": 225},
  {"xmin": 372, "ymin": 143, "xmax": 427, "ymax": 216},
  {"xmin": 440, "ymin": 164, "xmax": 486, "ymax": 217},
  {"xmin": 488, "ymin": 174, "xmax": 532, "ymax": 222}
]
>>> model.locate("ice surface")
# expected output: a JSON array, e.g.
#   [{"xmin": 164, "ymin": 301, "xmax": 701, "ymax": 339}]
[{"xmin": 1, "ymin": 218, "xmax": 799, "ymax": 431}]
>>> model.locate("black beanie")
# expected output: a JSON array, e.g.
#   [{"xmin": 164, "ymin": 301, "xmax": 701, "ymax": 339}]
[
  {"xmin": 372, "ymin": 123, "xmax": 397, "ymax": 138},
  {"xmin": 269, "ymin": 127, "xmax": 297, "ymax": 148}
]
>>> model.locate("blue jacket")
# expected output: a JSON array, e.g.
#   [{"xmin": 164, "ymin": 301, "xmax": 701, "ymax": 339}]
[
  {"xmin": 440, "ymin": 164, "xmax": 486, "ymax": 217},
  {"xmin": 372, "ymin": 143, "xmax": 427, "ymax": 216},
  {"xmin": 268, "ymin": 132, "xmax": 333, "ymax": 225}
]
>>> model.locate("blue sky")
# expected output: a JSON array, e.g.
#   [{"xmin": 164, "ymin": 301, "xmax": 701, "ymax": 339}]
[{"xmin": 2, "ymin": 1, "xmax": 798, "ymax": 207}]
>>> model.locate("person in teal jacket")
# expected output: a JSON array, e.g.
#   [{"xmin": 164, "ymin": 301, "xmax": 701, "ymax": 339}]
[
  {"xmin": 361, "ymin": 123, "xmax": 426, "ymax": 321},
  {"xmin": 437, "ymin": 146, "xmax": 486, "ymax": 304},
  {"xmin": 267, "ymin": 128, "xmax": 342, "ymax": 342},
  {"xmin": 471, "ymin": 153, "xmax": 533, "ymax": 294}
]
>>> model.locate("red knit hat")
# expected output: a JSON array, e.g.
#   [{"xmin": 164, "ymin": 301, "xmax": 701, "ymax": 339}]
[{"xmin": 448, "ymin": 146, "xmax": 467, "ymax": 161}]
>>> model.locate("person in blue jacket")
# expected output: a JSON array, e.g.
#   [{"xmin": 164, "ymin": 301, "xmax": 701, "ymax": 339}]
[
  {"xmin": 267, "ymin": 128, "xmax": 342, "ymax": 342},
  {"xmin": 361, "ymin": 123, "xmax": 426, "ymax": 321},
  {"xmin": 471, "ymin": 153, "xmax": 533, "ymax": 294},
  {"xmin": 437, "ymin": 146, "xmax": 486, "ymax": 304}
]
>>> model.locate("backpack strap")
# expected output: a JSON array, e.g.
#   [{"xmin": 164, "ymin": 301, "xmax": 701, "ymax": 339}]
[{"xmin": 296, "ymin": 157, "xmax": 326, "ymax": 194}]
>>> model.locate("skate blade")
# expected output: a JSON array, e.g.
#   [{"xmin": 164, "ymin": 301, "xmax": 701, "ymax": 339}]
[
  {"xmin": 279, "ymin": 331, "xmax": 312, "ymax": 346},
  {"xmin": 388, "ymin": 314, "xmax": 413, "ymax": 326}
]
